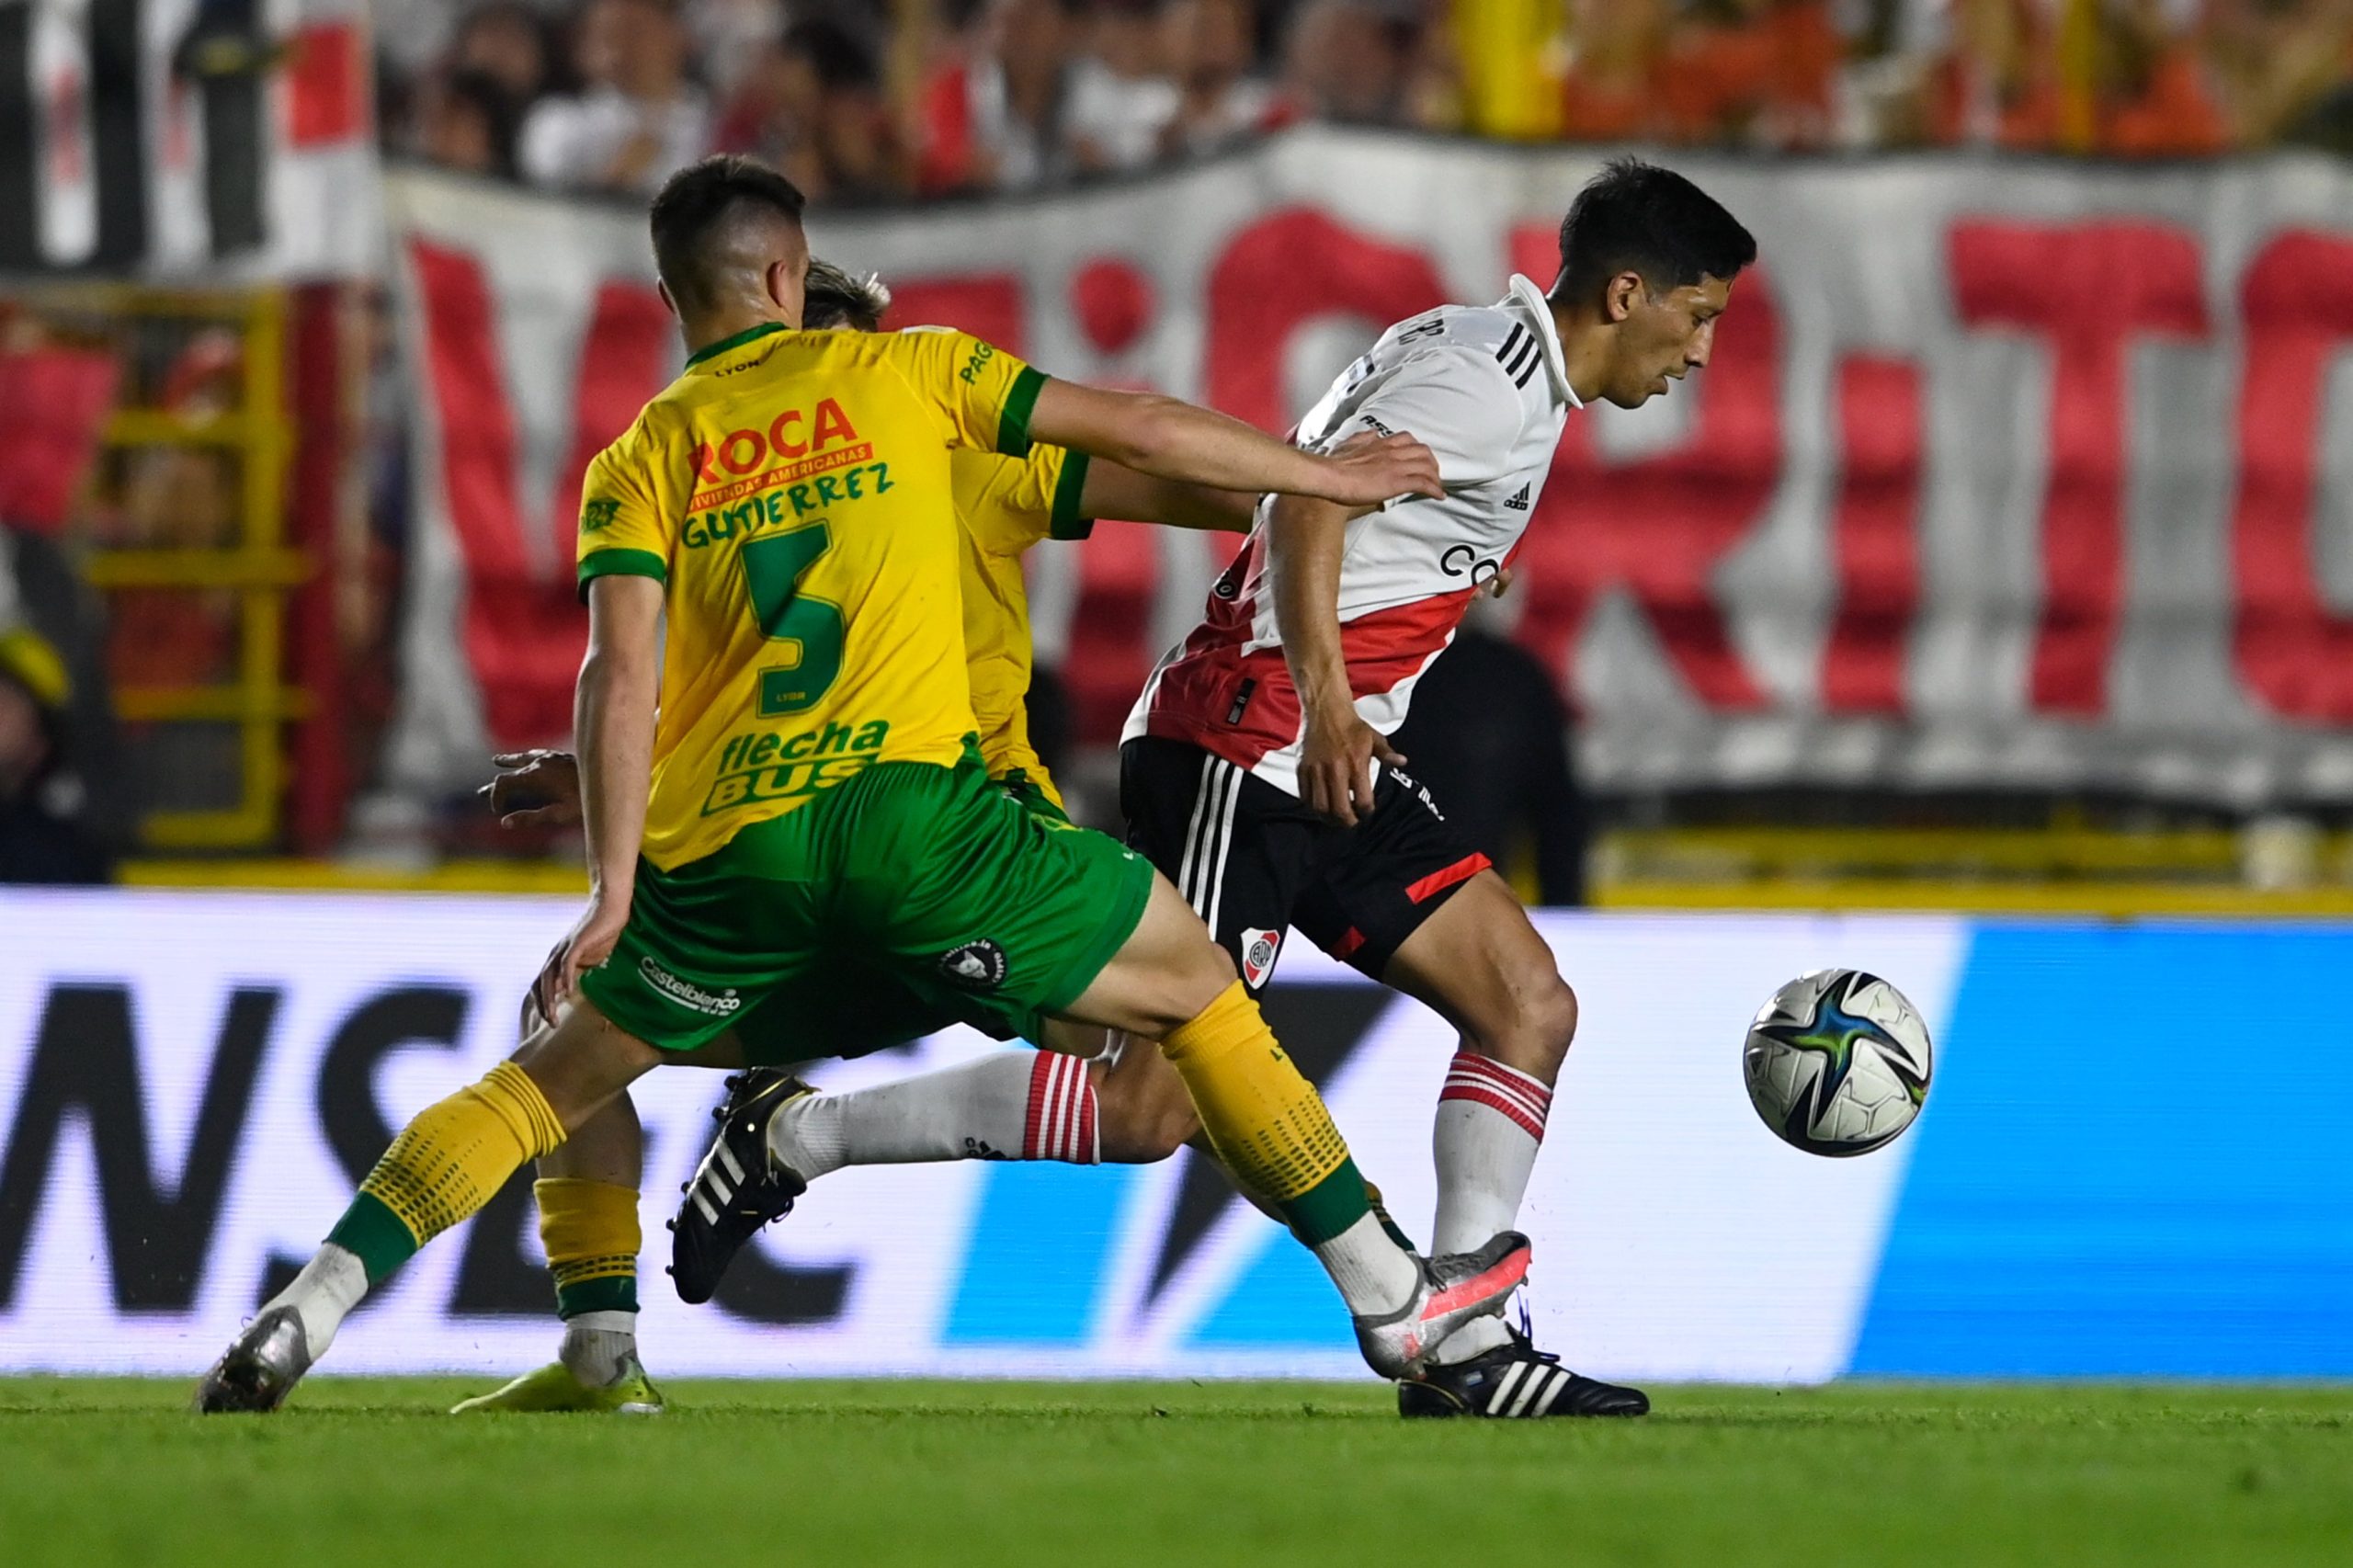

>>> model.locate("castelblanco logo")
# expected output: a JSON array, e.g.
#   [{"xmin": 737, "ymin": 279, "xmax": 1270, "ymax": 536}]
[
  {"xmin": 1240, "ymin": 927, "xmax": 1282, "ymax": 989},
  {"xmin": 638, "ymin": 959, "xmax": 742, "ymax": 1016},
  {"xmin": 938, "ymin": 939, "xmax": 1008, "ymax": 991}
]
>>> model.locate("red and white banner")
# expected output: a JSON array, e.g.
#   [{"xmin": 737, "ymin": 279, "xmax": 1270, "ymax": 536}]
[
  {"xmin": 0, "ymin": 0, "xmax": 378, "ymax": 278},
  {"xmin": 385, "ymin": 138, "xmax": 2353, "ymax": 807}
]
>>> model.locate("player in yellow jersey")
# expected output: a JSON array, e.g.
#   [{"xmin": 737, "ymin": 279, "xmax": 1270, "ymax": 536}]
[
  {"xmin": 448, "ymin": 259, "xmax": 1262, "ymax": 1413},
  {"xmin": 199, "ymin": 157, "xmax": 1530, "ymax": 1413}
]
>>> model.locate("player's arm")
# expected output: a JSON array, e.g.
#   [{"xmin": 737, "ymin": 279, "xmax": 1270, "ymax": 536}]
[
  {"xmin": 1077, "ymin": 461, "xmax": 1258, "ymax": 533},
  {"xmin": 1279, "ymin": 348, "xmax": 1527, "ymax": 825},
  {"xmin": 1274, "ymin": 494, "xmax": 1391, "ymax": 825},
  {"xmin": 1027, "ymin": 379, "xmax": 1441, "ymax": 508},
  {"xmin": 560, "ymin": 574, "xmax": 663, "ymax": 993},
  {"xmin": 1074, "ymin": 432, "xmax": 1399, "ymax": 534}
]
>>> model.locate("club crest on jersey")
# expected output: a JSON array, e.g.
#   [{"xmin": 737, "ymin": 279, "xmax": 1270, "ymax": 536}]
[
  {"xmin": 1240, "ymin": 927, "xmax": 1282, "ymax": 989},
  {"xmin": 938, "ymin": 939, "xmax": 1009, "ymax": 991}
]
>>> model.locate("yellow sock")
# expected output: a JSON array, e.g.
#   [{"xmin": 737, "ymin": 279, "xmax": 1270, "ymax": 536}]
[
  {"xmin": 1160, "ymin": 981, "xmax": 1372, "ymax": 1245},
  {"xmin": 328, "ymin": 1062, "xmax": 568, "ymax": 1281},
  {"xmin": 537, "ymin": 1177, "xmax": 642, "ymax": 1317}
]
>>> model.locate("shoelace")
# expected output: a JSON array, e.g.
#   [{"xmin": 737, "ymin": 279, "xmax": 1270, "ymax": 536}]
[{"xmin": 1507, "ymin": 1295, "xmax": 1560, "ymax": 1369}]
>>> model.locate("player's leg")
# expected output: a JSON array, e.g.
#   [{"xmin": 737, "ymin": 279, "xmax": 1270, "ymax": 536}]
[
  {"xmin": 1111, "ymin": 735, "xmax": 1416, "ymax": 1238},
  {"xmin": 759, "ymin": 1006, "xmax": 1114, "ymax": 1176},
  {"xmin": 196, "ymin": 996, "xmax": 659, "ymax": 1412},
  {"xmin": 1381, "ymin": 869, "xmax": 1574, "ymax": 1258},
  {"xmin": 1300, "ymin": 777, "xmax": 1645, "ymax": 1415},
  {"xmin": 202, "ymin": 837, "xmax": 795, "ymax": 1413},
  {"xmin": 1045, "ymin": 869, "xmax": 1520, "ymax": 1375},
  {"xmin": 1088, "ymin": 1030, "xmax": 1199, "ymax": 1163},
  {"xmin": 449, "ymin": 986, "xmax": 663, "ymax": 1413},
  {"xmin": 680, "ymin": 752, "xmax": 1518, "ymax": 1375},
  {"xmin": 451, "ymin": 1088, "xmax": 665, "ymax": 1415}
]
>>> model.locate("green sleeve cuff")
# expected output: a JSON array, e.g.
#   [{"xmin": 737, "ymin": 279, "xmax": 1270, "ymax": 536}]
[
  {"xmin": 1049, "ymin": 449, "xmax": 1094, "ymax": 540},
  {"xmin": 577, "ymin": 548, "xmax": 668, "ymax": 603},
  {"xmin": 997, "ymin": 366, "xmax": 1046, "ymax": 458}
]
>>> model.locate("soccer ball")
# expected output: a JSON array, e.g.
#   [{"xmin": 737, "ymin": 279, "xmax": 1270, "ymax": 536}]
[{"xmin": 1743, "ymin": 969, "xmax": 1932, "ymax": 1156}]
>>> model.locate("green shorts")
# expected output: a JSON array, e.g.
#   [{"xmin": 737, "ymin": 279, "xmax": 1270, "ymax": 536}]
[
  {"xmin": 579, "ymin": 751, "xmax": 1154, "ymax": 1059},
  {"xmin": 723, "ymin": 767, "xmax": 1078, "ymax": 1062}
]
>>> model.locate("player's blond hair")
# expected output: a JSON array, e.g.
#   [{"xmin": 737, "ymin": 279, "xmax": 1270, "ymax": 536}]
[{"xmin": 801, "ymin": 259, "xmax": 892, "ymax": 333}]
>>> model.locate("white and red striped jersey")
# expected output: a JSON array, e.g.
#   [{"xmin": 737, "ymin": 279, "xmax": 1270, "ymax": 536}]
[{"xmin": 1124, "ymin": 273, "xmax": 1581, "ymax": 794}]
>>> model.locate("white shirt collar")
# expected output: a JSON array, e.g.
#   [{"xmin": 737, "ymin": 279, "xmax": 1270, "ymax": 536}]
[{"xmin": 1504, "ymin": 272, "xmax": 1578, "ymax": 408}]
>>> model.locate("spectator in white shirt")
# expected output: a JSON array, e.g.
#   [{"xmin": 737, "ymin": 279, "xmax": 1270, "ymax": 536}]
[
  {"xmin": 1161, "ymin": 0, "xmax": 1285, "ymax": 156},
  {"xmin": 1068, "ymin": 0, "xmax": 1182, "ymax": 173},
  {"xmin": 519, "ymin": 0, "xmax": 711, "ymax": 196}
]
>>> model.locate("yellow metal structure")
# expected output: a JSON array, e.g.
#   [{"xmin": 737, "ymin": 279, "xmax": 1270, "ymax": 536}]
[{"xmin": 63, "ymin": 287, "xmax": 302, "ymax": 849}]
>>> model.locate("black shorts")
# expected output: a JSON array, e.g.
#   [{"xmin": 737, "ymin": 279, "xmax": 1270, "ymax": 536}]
[{"xmin": 1120, "ymin": 734, "xmax": 1492, "ymax": 993}]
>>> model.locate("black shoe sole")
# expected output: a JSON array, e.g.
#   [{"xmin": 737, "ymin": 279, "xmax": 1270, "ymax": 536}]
[{"xmin": 1397, "ymin": 1376, "xmax": 1650, "ymax": 1419}]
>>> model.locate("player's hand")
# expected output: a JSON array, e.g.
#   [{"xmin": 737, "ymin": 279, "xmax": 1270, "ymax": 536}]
[
  {"xmin": 555, "ymin": 892, "xmax": 631, "ymax": 1001},
  {"xmin": 526, "ymin": 939, "xmax": 569, "ymax": 1029},
  {"xmin": 1310, "ymin": 432, "xmax": 1442, "ymax": 506},
  {"xmin": 1299, "ymin": 708, "xmax": 1405, "ymax": 827},
  {"xmin": 1485, "ymin": 565, "xmax": 1516, "ymax": 598},
  {"xmin": 480, "ymin": 750, "xmax": 584, "ymax": 829}
]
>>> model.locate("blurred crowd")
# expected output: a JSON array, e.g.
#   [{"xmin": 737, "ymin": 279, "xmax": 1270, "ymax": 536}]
[{"xmin": 374, "ymin": 0, "xmax": 2353, "ymax": 205}]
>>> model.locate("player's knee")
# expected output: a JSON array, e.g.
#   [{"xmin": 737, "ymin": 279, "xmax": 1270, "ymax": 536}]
[
  {"xmin": 1483, "ymin": 973, "xmax": 1576, "ymax": 1080},
  {"xmin": 1140, "ymin": 939, "xmax": 1239, "ymax": 1038},
  {"xmin": 1526, "ymin": 977, "xmax": 1579, "ymax": 1073}
]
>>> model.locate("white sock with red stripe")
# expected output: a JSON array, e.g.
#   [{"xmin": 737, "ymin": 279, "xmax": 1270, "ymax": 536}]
[
  {"xmin": 1427, "ymin": 1050, "xmax": 1553, "ymax": 1365},
  {"xmin": 767, "ymin": 1051, "xmax": 1099, "ymax": 1179}
]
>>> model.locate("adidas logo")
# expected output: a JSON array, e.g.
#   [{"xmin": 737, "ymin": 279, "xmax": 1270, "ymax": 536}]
[{"xmin": 1504, "ymin": 483, "xmax": 1531, "ymax": 511}]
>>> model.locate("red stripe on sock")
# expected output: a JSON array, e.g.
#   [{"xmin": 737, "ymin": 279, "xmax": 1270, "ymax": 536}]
[
  {"xmin": 1051, "ymin": 1054, "xmax": 1078, "ymax": 1161},
  {"xmin": 1446, "ymin": 1052, "xmax": 1553, "ymax": 1114},
  {"xmin": 1445, "ymin": 1076, "xmax": 1550, "ymax": 1136},
  {"xmin": 1444, "ymin": 1062, "xmax": 1550, "ymax": 1111},
  {"xmin": 1023, "ymin": 1052, "xmax": 1056, "ymax": 1160},
  {"xmin": 1439, "ymin": 1083, "xmax": 1548, "ymax": 1142},
  {"xmin": 1049, "ymin": 1054, "xmax": 1076, "ymax": 1161},
  {"xmin": 1442, "ymin": 1063, "xmax": 1552, "ymax": 1136}
]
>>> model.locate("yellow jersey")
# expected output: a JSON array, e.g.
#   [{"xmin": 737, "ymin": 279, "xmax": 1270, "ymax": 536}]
[
  {"xmin": 576, "ymin": 321, "xmax": 1043, "ymax": 870},
  {"xmin": 949, "ymin": 443, "xmax": 1091, "ymax": 804}
]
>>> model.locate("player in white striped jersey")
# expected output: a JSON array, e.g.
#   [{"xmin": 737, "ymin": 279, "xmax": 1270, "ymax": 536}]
[{"xmin": 1119, "ymin": 159, "xmax": 1755, "ymax": 1417}]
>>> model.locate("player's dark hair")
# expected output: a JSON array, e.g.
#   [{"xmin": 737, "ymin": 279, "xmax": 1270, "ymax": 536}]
[
  {"xmin": 1552, "ymin": 158, "xmax": 1755, "ymax": 306},
  {"xmin": 648, "ymin": 155, "xmax": 808, "ymax": 315},
  {"xmin": 801, "ymin": 259, "xmax": 892, "ymax": 332}
]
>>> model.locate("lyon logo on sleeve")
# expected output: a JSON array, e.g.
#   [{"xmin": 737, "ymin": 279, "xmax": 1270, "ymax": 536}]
[{"xmin": 1240, "ymin": 927, "xmax": 1282, "ymax": 989}]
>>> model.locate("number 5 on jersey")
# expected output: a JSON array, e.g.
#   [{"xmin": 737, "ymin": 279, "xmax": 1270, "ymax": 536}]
[{"xmin": 742, "ymin": 523, "xmax": 844, "ymax": 716}]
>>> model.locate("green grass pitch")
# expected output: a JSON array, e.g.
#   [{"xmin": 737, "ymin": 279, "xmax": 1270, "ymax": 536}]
[{"xmin": 2, "ymin": 1379, "xmax": 2348, "ymax": 1566}]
